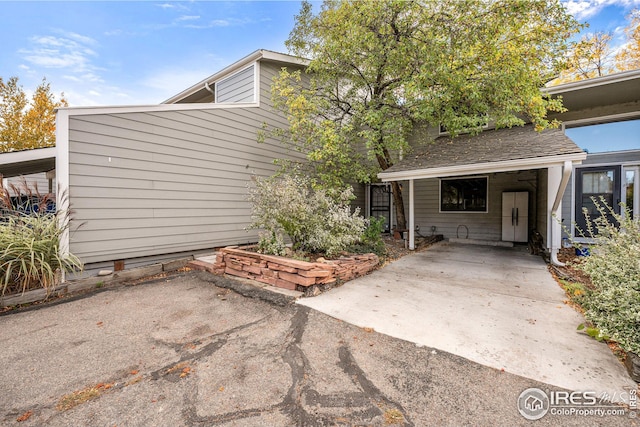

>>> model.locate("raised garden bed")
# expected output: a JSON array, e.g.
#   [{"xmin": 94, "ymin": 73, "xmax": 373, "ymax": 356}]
[{"xmin": 212, "ymin": 246, "xmax": 380, "ymax": 295}]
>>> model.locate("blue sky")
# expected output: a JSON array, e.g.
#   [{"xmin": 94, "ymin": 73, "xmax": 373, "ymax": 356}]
[{"xmin": 1, "ymin": 0, "xmax": 639, "ymax": 151}]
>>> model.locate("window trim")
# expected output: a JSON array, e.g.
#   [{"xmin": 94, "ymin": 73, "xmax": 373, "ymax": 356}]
[{"xmin": 439, "ymin": 175, "xmax": 489, "ymax": 214}]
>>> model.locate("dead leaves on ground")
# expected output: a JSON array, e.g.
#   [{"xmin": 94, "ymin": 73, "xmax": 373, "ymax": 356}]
[
  {"xmin": 16, "ymin": 410, "xmax": 33, "ymax": 422},
  {"xmin": 165, "ymin": 361, "xmax": 193, "ymax": 379},
  {"xmin": 56, "ymin": 383, "xmax": 113, "ymax": 411}
]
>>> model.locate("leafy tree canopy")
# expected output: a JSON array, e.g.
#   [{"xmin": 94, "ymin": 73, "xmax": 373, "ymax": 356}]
[
  {"xmin": 554, "ymin": 8, "xmax": 640, "ymax": 83},
  {"xmin": 616, "ymin": 8, "xmax": 640, "ymax": 72},
  {"xmin": 0, "ymin": 76, "xmax": 67, "ymax": 153},
  {"xmin": 266, "ymin": 0, "xmax": 581, "ymax": 229}
]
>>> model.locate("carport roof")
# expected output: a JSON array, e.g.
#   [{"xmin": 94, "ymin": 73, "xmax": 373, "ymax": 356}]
[
  {"xmin": 378, "ymin": 124, "xmax": 586, "ymax": 181},
  {"xmin": 0, "ymin": 147, "xmax": 56, "ymax": 178}
]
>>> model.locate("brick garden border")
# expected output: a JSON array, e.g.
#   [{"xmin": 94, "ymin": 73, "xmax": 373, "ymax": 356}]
[{"xmin": 209, "ymin": 246, "xmax": 379, "ymax": 294}]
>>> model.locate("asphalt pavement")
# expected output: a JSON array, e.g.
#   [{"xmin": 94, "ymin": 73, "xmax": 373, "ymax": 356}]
[{"xmin": 0, "ymin": 271, "xmax": 636, "ymax": 426}]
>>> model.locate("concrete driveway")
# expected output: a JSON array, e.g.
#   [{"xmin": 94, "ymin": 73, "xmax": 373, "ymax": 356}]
[{"xmin": 299, "ymin": 241, "xmax": 636, "ymax": 402}]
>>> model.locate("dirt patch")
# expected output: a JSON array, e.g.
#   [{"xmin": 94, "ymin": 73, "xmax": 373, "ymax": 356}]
[{"xmin": 550, "ymin": 248, "xmax": 593, "ymax": 286}]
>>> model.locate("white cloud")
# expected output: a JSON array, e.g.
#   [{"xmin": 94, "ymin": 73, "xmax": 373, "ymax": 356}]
[
  {"xmin": 156, "ymin": 2, "xmax": 190, "ymax": 11},
  {"xmin": 177, "ymin": 15, "xmax": 200, "ymax": 22},
  {"xmin": 20, "ymin": 31, "xmax": 99, "ymax": 73},
  {"xmin": 563, "ymin": 0, "xmax": 640, "ymax": 21}
]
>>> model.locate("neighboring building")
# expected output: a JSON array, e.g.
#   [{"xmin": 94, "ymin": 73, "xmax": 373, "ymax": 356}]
[
  {"xmin": 549, "ymin": 71, "xmax": 640, "ymax": 243},
  {"xmin": 0, "ymin": 147, "xmax": 56, "ymax": 196}
]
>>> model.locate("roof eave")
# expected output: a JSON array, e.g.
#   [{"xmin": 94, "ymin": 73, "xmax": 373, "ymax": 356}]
[
  {"xmin": 543, "ymin": 69, "xmax": 640, "ymax": 95},
  {"xmin": 378, "ymin": 152, "xmax": 587, "ymax": 182},
  {"xmin": 162, "ymin": 49, "xmax": 309, "ymax": 104}
]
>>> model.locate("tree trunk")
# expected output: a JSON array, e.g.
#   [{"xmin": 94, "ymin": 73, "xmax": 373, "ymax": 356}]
[
  {"xmin": 374, "ymin": 147, "xmax": 407, "ymax": 231},
  {"xmin": 390, "ymin": 181, "xmax": 407, "ymax": 231}
]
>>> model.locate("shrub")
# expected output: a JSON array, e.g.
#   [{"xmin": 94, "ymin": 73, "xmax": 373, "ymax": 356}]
[
  {"xmin": 0, "ymin": 181, "xmax": 82, "ymax": 297},
  {"xmin": 348, "ymin": 216, "xmax": 386, "ymax": 256},
  {"xmin": 572, "ymin": 198, "xmax": 640, "ymax": 354},
  {"xmin": 247, "ymin": 174, "xmax": 366, "ymax": 257}
]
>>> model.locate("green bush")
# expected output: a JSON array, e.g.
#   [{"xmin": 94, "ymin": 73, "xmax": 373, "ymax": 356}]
[
  {"xmin": 573, "ymin": 198, "xmax": 640, "ymax": 354},
  {"xmin": 348, "ymin": 216, "xmax": 386, "ymax": 256},
  {"xmin": 0, "ymin": 183, "xmax": 82, "ymax": 297},
  {"xmin": 247, "ymin": 174, "xmax": 366, "ymax": 257}
]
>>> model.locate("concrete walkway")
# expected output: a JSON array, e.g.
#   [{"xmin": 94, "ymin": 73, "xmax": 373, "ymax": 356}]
[{"xmin": 298, "ymin": 241, "xmax": 636, "ymax": 402}]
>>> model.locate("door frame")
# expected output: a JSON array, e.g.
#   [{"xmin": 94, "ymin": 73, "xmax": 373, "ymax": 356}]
[
  {"xmin": 572, "ymin": 165, "xmax": 622, "ymax": 239},
  {"xmin": 366, "ymin": 183, "xmax": 393, "ymax": 233}
]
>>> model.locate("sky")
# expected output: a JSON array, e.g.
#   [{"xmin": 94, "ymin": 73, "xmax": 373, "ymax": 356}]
[{"xmin": 1, "ymin": 0, "xmax": 639, "ymax": 152}]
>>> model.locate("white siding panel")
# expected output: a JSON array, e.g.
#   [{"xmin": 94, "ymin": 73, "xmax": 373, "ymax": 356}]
[{"xmin": 67, "ymin": 103, "xmax": 305, "ymax": 263}]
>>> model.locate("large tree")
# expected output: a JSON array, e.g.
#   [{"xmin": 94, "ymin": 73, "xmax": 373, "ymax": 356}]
[
  {"xmin": 554, "ymin": 31, "xmax": 615, "ymax": 83},
  {"xmin": 268, "ymin": 0, "xmax": 580, "ymax": 230},
  {"xmin": 0, "ymin": 77, "xmax": 67, "ymax": 153},
  {"xmin": 616, "ymin": 8, "xmax": 640, "ymax": 71}
]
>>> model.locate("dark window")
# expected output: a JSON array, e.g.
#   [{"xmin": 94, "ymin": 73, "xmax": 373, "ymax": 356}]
[
  {"xmin": 440, "ymin": 177, "xmax": 488, "ymax": 212},
  {"xmin": 574, "ymin": 166, "xmax": 621, "ymax": 236}
]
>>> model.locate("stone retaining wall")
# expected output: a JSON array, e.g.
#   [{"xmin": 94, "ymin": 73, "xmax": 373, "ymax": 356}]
[{"xmin": 212, "ymin": 247, "xmax": 379, "ymax": 292}]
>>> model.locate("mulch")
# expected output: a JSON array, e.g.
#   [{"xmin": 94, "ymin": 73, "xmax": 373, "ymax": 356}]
[{"xmin": 550, "ymin": 248, "xmax": 593, "ymax": 286}]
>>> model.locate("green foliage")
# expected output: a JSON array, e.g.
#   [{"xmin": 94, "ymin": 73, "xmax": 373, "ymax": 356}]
[
  {"xmin": 266, "ymin": 0, "xmax": 581, "ymax": 230},
  {"xmin": 577, "ymin": 323, "xmax": 610, "ymax": 342},
  {"xmin": 572, "ymin": 198, "xmax": 640, "ymax": 354},
  {"xmin": 247, "ymin": 174, "xmax": 366, "ymax": 258},
  {"xmin": 560, "ymin": 279, "xmax": 586, "ymax": 302},
  {"xmin": 349, "ymin": 216, "xmax": 386, "ymax": 256},
  {"xmin": 0, "ymin": 183, "xmax": 82, "ymax": 297},
  {"xmin": 256, "ymin": 231, "xmax": 287, "ymax": 257}
]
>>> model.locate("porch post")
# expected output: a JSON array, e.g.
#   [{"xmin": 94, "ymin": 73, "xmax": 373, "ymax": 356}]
[
  {"xmin": 56, "ymin": 110, "xmax": 71, "ymax": 282},
  {"xmin": 547, "ymin": 164, "xmax": 564, "ymax": 264},
  {"xmin": 409, "ymin": 179, "xmax": 415, "ymax": 250}
]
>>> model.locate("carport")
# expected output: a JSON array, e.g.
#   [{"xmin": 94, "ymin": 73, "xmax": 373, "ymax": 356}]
[
  {"xmin": 299, "ymin": 242, "xmax": 636, "ymax": 401},
  {"xmin": 0, "ymin": 147, "xmax": 56, "ymax": 193},
  {"xmin": 377, "ymin": 125, "xmax": 587, "ymax": 266}
]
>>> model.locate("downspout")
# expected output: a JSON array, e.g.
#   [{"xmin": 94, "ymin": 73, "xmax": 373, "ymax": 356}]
[
  {"xmin": 550, "ymin": 160, "xmax": 573, "ymax": 266},
  {"xmin": 204, "ymin": 81, "xmax": 215, "ymax": 97}
]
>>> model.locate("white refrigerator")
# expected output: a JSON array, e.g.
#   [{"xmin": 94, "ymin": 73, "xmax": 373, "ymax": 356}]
[{"xmin": 502, "ymin": 192, "xmax": 528, "ymax": 242}]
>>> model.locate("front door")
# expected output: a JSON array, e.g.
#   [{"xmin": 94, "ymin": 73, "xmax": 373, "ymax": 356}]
[
  {"xmin": 574, "ymin": 166, "xmax": 621, "ymax": 236},
  {"xmin": 370, "ymin": 184, "xmax": 391, "ymax": 233}
]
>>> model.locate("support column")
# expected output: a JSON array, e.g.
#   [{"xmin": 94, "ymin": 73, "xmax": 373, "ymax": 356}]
[
  {"xmin": 548, "ymin": 162, "xmax": 572, "ymax": 266},
  {"xmin": 409, "ymin": 179, "xmax": 415, "ymax": 250}
]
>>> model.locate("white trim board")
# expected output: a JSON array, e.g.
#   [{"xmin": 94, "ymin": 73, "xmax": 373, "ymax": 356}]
[
  {"xmin": 378, "ymin": 153, "xmax": 586, "ymax": 182},
  {"xmin": 58, "ymin": 102, "xmax": 260, "ymax": 117}
]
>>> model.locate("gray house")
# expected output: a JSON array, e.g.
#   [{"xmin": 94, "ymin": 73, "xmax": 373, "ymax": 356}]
[
  {"xmin": 52, "ymin": 50, "xmax": 312, "ymax": 273},
  {"xmin": 1, "ymin": 50, "xmax": 637, "ymax": 275},
  {"xmin": 378, "ymin": 69, "xmax": 640, "ymax": 265}
]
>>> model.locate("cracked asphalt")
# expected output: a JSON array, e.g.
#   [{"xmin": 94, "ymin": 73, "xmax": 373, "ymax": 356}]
[{"xmin": 0, "ymin": 271, "xmax": 636, "ymax": 426}]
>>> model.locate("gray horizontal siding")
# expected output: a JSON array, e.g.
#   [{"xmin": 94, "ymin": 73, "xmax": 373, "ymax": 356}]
[
  {"xmin": 216, "ymin": 65, "xmax": 254, "ymax": 103},
  {"xmin": 68, "ymin": 104, "xmax": 305, "ymax": 264},
  {"xmin": 5, "ymin": 172, "xmax": 55, "ymax": 196},
  {"xmin": 412, "ymin": 170, "xmax": 538, "ymax": 241}
]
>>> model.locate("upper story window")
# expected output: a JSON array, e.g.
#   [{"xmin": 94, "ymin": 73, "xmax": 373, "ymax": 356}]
[
  {"xmin": 215, "ymin": 64, "xmax": 256, "ymax": 103},
  {"xmin": 440, "ymin": 177, "xmax": 488, "ymax": 212}
]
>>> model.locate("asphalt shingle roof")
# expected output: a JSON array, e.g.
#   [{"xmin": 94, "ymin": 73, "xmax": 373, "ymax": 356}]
[{"xmin": 384, "ymin": 124, "xmax": 585, "ymax": 174}]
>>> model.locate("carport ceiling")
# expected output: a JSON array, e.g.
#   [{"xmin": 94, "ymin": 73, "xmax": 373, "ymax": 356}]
[{"xmin": 0, "ymin": 147, "xmax": 56, "ymax": 178}]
